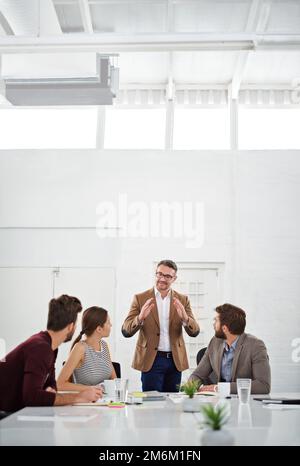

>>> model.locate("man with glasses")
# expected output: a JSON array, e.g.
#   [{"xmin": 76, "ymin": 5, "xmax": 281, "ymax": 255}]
[{"xmin": 122, "ymin": 260, "xmax": 200, "ymax": 392}]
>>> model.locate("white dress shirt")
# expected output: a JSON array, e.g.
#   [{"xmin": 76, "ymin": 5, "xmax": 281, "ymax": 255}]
[{"xmin": 154, "ymin": 287, "xmax": 171, "ymax": 352}]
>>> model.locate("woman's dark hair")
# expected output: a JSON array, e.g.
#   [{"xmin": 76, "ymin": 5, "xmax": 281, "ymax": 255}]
[
  {"xmin": 71, "ymin": 306, "xmax": 108, "ymax": 349},
  {"xmin": 47, "ymin": 294, "xmax": 82, "ymax": 331},
  {"xmin": 216, "ymin": 303, "xmax": 246, "ymax": 335}
]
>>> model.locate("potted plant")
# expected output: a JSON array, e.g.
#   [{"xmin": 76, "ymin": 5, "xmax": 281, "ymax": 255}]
[
  {"xmin": 200, "ymin": 403, "xmax": 234, "ymax": 446},
  {"xmin": 180, "ymin": 380, "xmax": 201, "ymax": 412}
]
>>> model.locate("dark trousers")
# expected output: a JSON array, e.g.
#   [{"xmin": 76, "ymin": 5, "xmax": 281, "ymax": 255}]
[{"xmin": 141, "ymin": 352, "xmax": 182, "ymax": 392}]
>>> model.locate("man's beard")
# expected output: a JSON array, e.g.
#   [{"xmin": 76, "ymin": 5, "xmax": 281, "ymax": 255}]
[
  {"xmin": 64, "ymin": 329, "xmax": 75, "ymax": 343},
  {"xmin": 215, "ymin": 328, "xmax": 226, "ymax": 339},
  {"xmin": 157, "ymin": 281, "xmax": 168, "ymax": 289}
]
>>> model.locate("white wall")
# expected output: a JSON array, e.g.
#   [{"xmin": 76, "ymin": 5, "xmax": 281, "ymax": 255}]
[{"xmin": 0, "ymin": 149, "xmax": 299, "ymax": 392}]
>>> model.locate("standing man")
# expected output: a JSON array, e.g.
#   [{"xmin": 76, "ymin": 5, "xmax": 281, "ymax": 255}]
[{"xmin": 122, "ymin": 260, "xmax": 200, "ymax": 392}]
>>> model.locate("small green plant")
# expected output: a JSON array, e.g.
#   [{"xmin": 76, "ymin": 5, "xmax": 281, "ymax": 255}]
[
  {"xmin": 179, "ymin": 380, "xmax": 201, "ymax": 398},
  {"xmin": 201, "ymin": 404, "xmax": 229, "ymax": 430}
]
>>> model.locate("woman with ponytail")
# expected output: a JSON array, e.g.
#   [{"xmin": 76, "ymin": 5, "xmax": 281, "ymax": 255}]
[{"xmin": 57, "ymin": 307, "xmax": 116, "ymax": 392}]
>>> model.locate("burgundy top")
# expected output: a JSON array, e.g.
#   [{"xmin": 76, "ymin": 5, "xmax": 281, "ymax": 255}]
[{"xmin": 0, "ymin": 331, "xmax": 57, "ymax": 412}]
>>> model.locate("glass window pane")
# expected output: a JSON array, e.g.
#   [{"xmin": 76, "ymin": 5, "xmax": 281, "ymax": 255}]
[
  {"xmin": 104, "ymin": 108, "xmax": 165, "ymax": 149},
  {"xmin": 0, "ymin": 108, "xmax": 97, "ymax": 149},
  {"xmin": 239, "ymin": 108, "xmax": 300, "ymax": 149},
  {"xmin": 173, "ymin": 108, "xmax": 229, "ymax": 150}
]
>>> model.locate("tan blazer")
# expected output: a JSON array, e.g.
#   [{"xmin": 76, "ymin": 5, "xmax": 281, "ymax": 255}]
[
  {"xmin": 122, "ymin": 287, "xmax": 200, "ymax": 372},
  {"xmin": 189, "ymin": 333, "xmax": 271, "ymax": 394}
]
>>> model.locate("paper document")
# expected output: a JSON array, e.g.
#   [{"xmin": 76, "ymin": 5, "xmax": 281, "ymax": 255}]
[
  {"xmin": 263, "ymin": 404, "xmax": 300, "ymax": 410},
  {"xmin": 73, "ymin": 402, "xmax": 108, "ymax": 407},
  {"xmin": 74, "ymin": 396, "xmax": 125, "ymax": 407},
  {"xmin": 17, "ymin": 414, "xmax": 97, "ymax": 422},
  {"xmin": 168, "ymin": 393, "xmax": 216, "ymax": 404}
]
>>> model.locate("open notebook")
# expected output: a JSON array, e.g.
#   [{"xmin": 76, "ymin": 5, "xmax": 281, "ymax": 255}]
[
  {"xmin": 74, "ymin": 395, "xmax": 125, "ymax": 407},
  {"xmin": 73, "ymin": 401, "xmax": 108, "ymax": 406},
  {"xmin": 254, "ymin": 398, "xmax": 300, "ymax": 405}
]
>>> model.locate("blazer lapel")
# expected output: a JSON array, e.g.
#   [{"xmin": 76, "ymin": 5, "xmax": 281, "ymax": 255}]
[
  {"xmin": 216, "ymin": 342, "xmax": 224, "ymax": 380},
  {"xmin": 169, "ymin": 289, "xmax": 176, "ymax": 324},
  {"xmin": 150, "ymin": 287, "xmax": 160, "ymax": 329},
  {"xmin": 231, "ymin": 334, "xmax": 246, "ymax": 380}
]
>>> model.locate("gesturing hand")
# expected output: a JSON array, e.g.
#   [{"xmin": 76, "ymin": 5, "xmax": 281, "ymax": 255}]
[
  {"xmin": 45, "ymin": 387, "xmax": 56, "ymax": 394},
  {"xmin": 173, "ymin": 298, "xmax": 188, "ymax": 324},
  {"xmin": 199, "ymin": 384, "xmax": 217, "ymax": 393},
  {"xmin": 139, "ymin": 298, "xmax": 155, "ymax": 323}
]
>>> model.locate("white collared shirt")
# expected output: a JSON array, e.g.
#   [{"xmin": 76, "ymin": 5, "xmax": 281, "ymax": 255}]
[{"xmin": 154, "ymin": 287, "xmax": 171, "ymax": 352}]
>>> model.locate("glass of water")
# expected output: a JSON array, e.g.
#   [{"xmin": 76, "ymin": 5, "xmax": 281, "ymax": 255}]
[
  {"xmin": 114, "ymin": 378, "xmax": 129, "ymax": 402},
  {"xmin": 237, "ymin": 378, "xmax": 251, "ymax": 404}
]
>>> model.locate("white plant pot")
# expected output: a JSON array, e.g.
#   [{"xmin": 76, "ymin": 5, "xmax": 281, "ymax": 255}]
[
  {"xmin": 201, "ymin": 428, "xmax": 235, "ymax": 446},
  {"xmin": 182, "ymin": 397, "xmax": 200, "ymax": 412}
]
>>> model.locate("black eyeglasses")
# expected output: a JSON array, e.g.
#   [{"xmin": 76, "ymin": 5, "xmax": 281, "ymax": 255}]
[{"xmin": 155, "ymin": 271, "xmax": 176, "ymax": 281}]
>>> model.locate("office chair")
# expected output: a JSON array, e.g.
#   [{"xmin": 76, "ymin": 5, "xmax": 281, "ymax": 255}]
[
  {"xmin": 195, "ymin": 347, "xmax": 218, "ymax": 384},
  {"xmin": 112, "ymin": 361, "xmax": 121, "ymax": 378},
  {"xmin": 196, "ymin": 347, "xmax": 207, "ymax": 365},
  {"xmin": 0, "ymin": 411, "xmax": 11, "ymax": 420}
]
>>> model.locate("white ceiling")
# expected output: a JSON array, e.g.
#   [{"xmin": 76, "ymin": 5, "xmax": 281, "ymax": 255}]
[
  {"xmin": 52, "ymin": 0, "xmax": 300, "ymax": 34},
  {"xmin": 0, "ymin": 0, "xmax": 300, "ymax": 90}
]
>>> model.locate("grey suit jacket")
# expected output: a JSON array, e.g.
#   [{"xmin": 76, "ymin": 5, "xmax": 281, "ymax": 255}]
[{"xmin": 189, "ymin": 333, "xmax": 271, "ymax": 394}]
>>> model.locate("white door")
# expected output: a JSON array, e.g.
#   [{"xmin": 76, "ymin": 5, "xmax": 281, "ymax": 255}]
[{"xmin": 174, "ymin": 262, "xmax": 224, "ymax": 376}]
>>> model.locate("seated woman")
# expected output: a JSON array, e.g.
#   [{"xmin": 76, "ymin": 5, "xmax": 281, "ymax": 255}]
[{"xmin": 57, "ymin": 306, "xmax": 116, "ymax": 392}]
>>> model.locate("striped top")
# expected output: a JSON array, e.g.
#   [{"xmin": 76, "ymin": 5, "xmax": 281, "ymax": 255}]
[{"xmin": 73, "ymin": 340, "xmax": 113, "ymax": 386}]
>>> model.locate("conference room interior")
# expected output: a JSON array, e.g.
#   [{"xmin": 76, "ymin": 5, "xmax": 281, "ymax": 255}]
[{"xmin": 0, "ymin": 0, "xmax": 300, "ymax": 450}]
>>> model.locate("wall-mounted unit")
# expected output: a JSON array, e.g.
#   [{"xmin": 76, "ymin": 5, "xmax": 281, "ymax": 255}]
[{"xmin": 3, "ymin": 55, "xmax": 119, "ymax": 106}]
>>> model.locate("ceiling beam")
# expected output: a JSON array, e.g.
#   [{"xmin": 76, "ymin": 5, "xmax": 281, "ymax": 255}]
[
  {"xmin": 0, "ymin": 0, "xmax": 39, "ymax": 36},
  {"xmin": 245, "ymin": 0, "xmax": 262, "ymax": 31},
  {"xmin": 231, "ymin": 51, "xmax": 250, "ymax": 99},
  {"xmin": 39, "ymin": 0, "xmax": 63, "ymax": 35},
  {"xmin": 54, "ymin": 0, "xmax": 168, "ymax": 3},
  {"xmin": 256, "ymin": 0, "xmax": 272, "ymax": 33},
  {"xmin": 78, "ymin": 0, "xmax": 94, "ymax": 34},
  {"xmin": 1, "ymin": 33, "xmax": 300, "ymax": 53},
  {"xmin": 230, "ymin": 0, "xmax": 272, "ymax": 99},
  {"xmin": 0, "ymin": 0, "xmax": 62, "ymax": 36},
  {"xmin": 0, "ymin": 11, "xmax": 14, "ymax": 35}
]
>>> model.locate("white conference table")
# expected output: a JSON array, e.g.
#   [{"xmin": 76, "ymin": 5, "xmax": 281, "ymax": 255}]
[{"xmin": 0, "ymin": 393, "xmax": 299, "ymax": 446}]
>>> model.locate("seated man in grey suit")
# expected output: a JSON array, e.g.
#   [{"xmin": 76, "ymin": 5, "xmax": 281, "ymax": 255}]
[{"xmin": 189, "ymin": 303, "xmax": 271, "ymax": 394}]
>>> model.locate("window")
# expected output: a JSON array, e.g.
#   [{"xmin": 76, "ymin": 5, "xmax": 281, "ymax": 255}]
[
  {"xmin": 173, "ymin": 108, "xmax": 229, "ymax": 150},
  {"xmin": 0, "ymin": 108, "xmax": 97, "ymax": 149},
  {"xmin": 239, "ymin": 108, "xmax": 300, "ymax": 149},
  {"xmin": 104, "ymin": 108, "xmax": 165, "ymax": 149}
]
